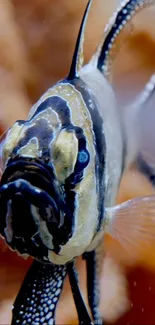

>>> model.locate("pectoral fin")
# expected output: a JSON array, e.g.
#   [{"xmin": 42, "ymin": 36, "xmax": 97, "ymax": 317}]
[{"xmin": 106, "ymin": 195, "xmax": 155, "ymax": 260}]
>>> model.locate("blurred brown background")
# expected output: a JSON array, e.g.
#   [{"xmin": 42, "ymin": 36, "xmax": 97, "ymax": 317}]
[{"xmin": 1, "ymin": 0, "xmax": 155, "ymax": 324}]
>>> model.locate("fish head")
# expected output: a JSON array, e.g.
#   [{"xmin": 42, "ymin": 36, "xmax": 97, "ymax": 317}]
[{"xmin": 0, "ymin": 90, "xmax": 92, "ymax": 263}]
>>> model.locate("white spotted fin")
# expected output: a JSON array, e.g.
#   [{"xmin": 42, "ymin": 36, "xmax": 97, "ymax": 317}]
[
  {"xmin": 105, "ymin": 195, "xmax": 155, "ymax": 260},
  {"xmin": 91, "ymin": 0, "xmax": 155, "ymax": 79},
  {"xmin": 12, "ymin": 260, "xmax": 67, "ymax": 325}
]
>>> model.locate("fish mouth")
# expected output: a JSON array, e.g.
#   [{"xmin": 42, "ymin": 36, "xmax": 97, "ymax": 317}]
[{"xmin": 0, "ymin": 157, "xmax": 66, "ymax": 262}]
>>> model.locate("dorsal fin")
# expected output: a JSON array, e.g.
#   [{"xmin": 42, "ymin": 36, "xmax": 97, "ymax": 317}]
[
  {"xmin": 129, "ymin": 74, "xmax": 155, "ymax": 110},
  {"xmin": 133, "ymin": 74, "xmax": 155, "ymax": 173},
  {"xmin": 67, "ymin": 0, "xmax": 92, "ymax": 80},
  {"xmin": 96, "ymin": 0, "xmax": 155, "ymax": 76}
]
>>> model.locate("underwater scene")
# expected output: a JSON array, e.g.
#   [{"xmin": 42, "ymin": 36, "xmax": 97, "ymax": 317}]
[{"xmin": 0, "ymin": 1, "xmax": 155, "ymax": 324}]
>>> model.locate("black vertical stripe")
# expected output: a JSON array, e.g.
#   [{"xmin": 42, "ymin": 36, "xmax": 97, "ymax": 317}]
[
  {"xmin": 30, "ymin": 95, "xmax": 72, "ymax": 126},
  {"xmin": 64, "ymin": 78, "xmax": 106, "ymax": 231}
]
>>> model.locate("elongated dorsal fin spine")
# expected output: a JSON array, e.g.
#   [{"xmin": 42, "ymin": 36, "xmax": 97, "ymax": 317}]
[
  {"xmin": 67, "ymin": 0, "xmax": 92, "ymax": 80},
  {"xmin": 97, "ymin": 0, "xmax": 155, "ymax": 75}
]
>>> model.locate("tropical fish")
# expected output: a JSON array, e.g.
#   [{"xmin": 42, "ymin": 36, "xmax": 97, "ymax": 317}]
[
  {"xmin": 132, "ymin": 74, "xmax": 155, "ymax": 183},
  {"xmin": 0, "ymin": 1, "xmax": 155, "ymax": 324}
]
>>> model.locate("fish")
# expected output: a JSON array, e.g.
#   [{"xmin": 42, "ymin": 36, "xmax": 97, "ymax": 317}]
[
  {"xmin": 117, "ymin": 72, "xmax": 155, "ymax": 185},
  {"xmin": 131, "ymin": 74, "xmax": 155, "ymax": 184},
  {"xmin": 0, "ymin": 0, "xmax": 155, "ymax": 324}
]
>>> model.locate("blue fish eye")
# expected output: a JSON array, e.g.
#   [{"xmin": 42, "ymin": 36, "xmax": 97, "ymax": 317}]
[
  {"xmin": 78, "ymin": 149, "xmax": 89, "ymax": 164},
  {"xmin": 76, "ymin": 149, "xmax": 90, "ymax": 172}
]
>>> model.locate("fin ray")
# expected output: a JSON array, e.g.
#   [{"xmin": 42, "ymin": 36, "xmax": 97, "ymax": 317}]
[
  {"xmin": 106, "ymin": 195, "xmax": 155, "ymax": 259},
  {"xmin": 67, "ymin": 0, "xmax": 92, "ymax": 80},
  {"xmin": 83, "ymin": 251, "xmax": 102, "ymax": 325},
  {"xmin": 67, "ymin": 261, "xmax": 93, "ymax": 325}
]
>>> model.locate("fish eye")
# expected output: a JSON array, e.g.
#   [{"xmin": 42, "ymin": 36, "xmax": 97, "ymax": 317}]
[
  {"xmin": 76, "ymin": 148, "xmax": 90, "ymax": 172},
  {"xmin": 65, "ymin": 147, "xmax": 90, "ymax": 188}
]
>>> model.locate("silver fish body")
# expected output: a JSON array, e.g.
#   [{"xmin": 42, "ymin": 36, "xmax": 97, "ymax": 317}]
[{"xmin": 0, "ymin": 1, "xmax": 155, "ymax": 325}]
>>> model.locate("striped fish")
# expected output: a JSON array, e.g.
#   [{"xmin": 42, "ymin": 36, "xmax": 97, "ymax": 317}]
[{"xmin": 0, "ymin": 1, "xmax": 155, "ymax": 324}]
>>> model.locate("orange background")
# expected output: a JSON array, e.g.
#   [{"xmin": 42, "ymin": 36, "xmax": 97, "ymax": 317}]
[{"xmin": 1, "ymin": 1, "xmax": 155, "ymax": 324}]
